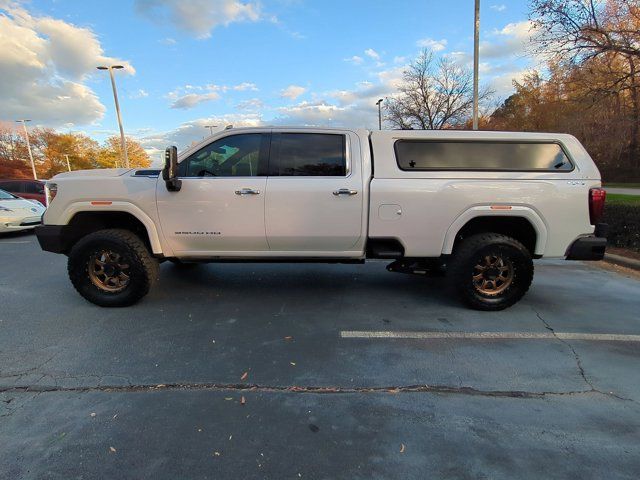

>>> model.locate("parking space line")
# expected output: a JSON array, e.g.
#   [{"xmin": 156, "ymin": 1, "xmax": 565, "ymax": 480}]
[
  {"xmin": 340, "ymin": 331, "xmax": 640, "ymax": 342},
  {"xmin": 0, "ymin": 241, "xmax": 32, "ymax": 244}
]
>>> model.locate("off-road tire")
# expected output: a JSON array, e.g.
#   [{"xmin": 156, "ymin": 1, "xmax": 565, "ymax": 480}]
[
  {"xmin": 68, "ymin": 229, "xmax": 159, "ymax": 307},
  {"xmin": 447, "ymin": 233, "xmax": 533, "ymax": 311}
]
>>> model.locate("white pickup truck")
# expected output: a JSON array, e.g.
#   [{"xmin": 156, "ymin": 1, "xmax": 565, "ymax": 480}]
[{"xmin": 36, "ymin": 127, "xmax": 607, "ymax": 310}]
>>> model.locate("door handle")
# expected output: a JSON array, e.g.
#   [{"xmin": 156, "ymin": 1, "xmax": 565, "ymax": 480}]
[
  {"xmin": 235, "ymin": 188, "xmax": 260, "ymax": 195},
  {"xmin": 333, "ymin": 188, "xmax": 358, "ymax": 196}
]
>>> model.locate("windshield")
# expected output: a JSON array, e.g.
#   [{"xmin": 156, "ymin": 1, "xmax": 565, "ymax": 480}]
[{"xmin": 0, "ymin": 189, "xmax": 18, "ymax": 200}]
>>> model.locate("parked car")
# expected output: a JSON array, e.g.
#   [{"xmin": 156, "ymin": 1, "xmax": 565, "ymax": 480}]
[
  {"xmin": 0, "ymin": 179, "xmax": 46, "ymax": 206},
  {"xmin": 35, "ymin": 127, "xmax": 607, "ymax": 310},
  {"xmin": 0, "ymin": 188, "xmax": 46, "ymax": 234}
]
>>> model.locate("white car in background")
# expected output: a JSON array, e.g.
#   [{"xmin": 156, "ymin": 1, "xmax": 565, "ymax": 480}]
[{"xmin": 0, "ymin": 188, "xmax": 46, "ymax": 234}]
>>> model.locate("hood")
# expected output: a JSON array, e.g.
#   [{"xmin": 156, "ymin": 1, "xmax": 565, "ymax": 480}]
[
  {"xmin": 52, "ymin": 168, "xmax": 133, "ymax": 180},
  {"xmin": 0, "ymin": 197, "xmax": 46, "ymax": 216}
]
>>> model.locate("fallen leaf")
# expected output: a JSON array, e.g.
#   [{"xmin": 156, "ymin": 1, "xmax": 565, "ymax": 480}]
[
  {"xmin": 90, "ymin": 412, "xmax": 96, "ymax": 417},
  {"xmin": 213, "ymin": 451, "xmax": 221, "ymax": 457},
  {"xmin": 224, "ymin": 397, "xmax": 233, "ymax": 401},
  {"xmin": 156, "ymin": 384, "xmax": 166, "ymax": 388},
  {"xmin": 109, "ymin": 447, "xmax": 116, "ymax": 453},
  {"xmin": 240, "ymin": 372, "xmax": 248, "ymax": 381},
  {"xmin": 229, "ymin": 435, "xmax": 232, "ymax": 440},
  {"xmin": 240, "ymin": 396, "xmax": 246, "ymax": 406},
  {"xmin": 112, "ymin": 414, "xmax": 118, "ymax": 419},
  {"xmin": 400, "ymin": 443, "xmax": 405, "ymax": 453},
  {"xmin": 284, "ymin": 336, "xmax": 293, "ymax": 341},
  {"xmin": 290, "ymin": 362, "xmax": 296, "ymax": 366}
]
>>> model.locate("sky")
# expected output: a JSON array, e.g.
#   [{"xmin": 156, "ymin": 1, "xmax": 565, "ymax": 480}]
[{"xmin": 0, "ymin": 0, "xmax": 539, "ymax": 164}]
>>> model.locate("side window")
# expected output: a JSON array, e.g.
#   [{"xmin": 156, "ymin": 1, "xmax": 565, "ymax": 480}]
[
  {"xmin": 24, "ymin": 182, "xmax": 44, "ymax": 194},
  {"xmin": 394, "ymin": 141, "xmax": 574, "ymax": 171},
  {"xmin": 181, "ymin": 134, "xmax": 264, "ymax": 177},
  {"xmin": 0, "ymin": 181, "xmax": 21, "ymax": 192},
  {"xmin": 275, "ymin": 133, "xmax": 346, "ymax": 176}
]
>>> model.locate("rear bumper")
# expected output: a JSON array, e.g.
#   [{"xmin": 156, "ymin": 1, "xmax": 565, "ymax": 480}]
[
  {"xmin": 566, "ymin": 223, "xmax": 608, "ymax": 261},
  {"xmin": 35, "ymin": 225, "xmax": 69, "ymax": 253}
]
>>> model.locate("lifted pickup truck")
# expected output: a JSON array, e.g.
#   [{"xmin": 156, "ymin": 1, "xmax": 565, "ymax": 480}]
[{"xmin": 36, "ymin": 127, "xmax": 607, "ymax": 310}]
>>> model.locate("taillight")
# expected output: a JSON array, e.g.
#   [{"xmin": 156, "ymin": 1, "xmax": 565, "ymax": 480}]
[
  {"xmin": 45, "ymin": 182, "xmax": 57, "ymax": 206},
  {"xmin": 589, "ymin": 187, "xmax": 606, "ymax": 225}
]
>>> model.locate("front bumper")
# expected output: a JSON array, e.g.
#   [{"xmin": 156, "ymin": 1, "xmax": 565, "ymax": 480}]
[
  {"xmin": 566, "ymin": 223, "xmax": 608, "ymax": 261},
  {"xmin": 35, "ymin": 225, "xmax": 71, "ymax": 253},
  {"xmin": 0, "ymin": 215, "xmax": 42, "ymax": 233}
]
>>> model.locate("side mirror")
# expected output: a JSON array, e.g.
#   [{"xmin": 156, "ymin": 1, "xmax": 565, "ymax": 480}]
[{"xmin": 162, "ymin": 146, "xmax": 182, "ymax": 192}]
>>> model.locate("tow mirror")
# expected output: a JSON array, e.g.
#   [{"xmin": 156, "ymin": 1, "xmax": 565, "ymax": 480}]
[{"xmin": 163, "ymin": 146, "xmax": 182, "ymax": 192}]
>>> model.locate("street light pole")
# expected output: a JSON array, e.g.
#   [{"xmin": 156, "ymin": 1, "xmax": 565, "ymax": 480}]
[
  {"xmin": 204, "ymin": 125, "xmax": 218, "ymax": 136},
  {"xmin": 97, "ymin": 65, "xmax": 129, "ymax": 168},
  {"xmin": 376, "ymin": 98, "xmax": 384, "ymax": 130},
  {"xmin": 65, "ymin": 154, "xmax": 71, "ymax": 172},
  {"xmin": 472, "ymin": 0, "xmax": 480, "ymax": 131},
  {"xmin": 15, "ymin": 119, "xmax": 37, "ymax": 180}
]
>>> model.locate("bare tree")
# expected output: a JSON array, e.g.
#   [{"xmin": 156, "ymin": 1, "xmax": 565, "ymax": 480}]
[{"xmin": 384, "ymin": 50, "xmax": 491, "ymax": 130}]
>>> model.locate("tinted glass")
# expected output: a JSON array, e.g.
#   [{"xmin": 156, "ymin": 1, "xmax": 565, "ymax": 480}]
[
  {"xmin": 24, "ymin": 182, "xmax": 44, "ymax": 194},
  {"xmin": 182, "ymin": 134, "xmax": 263, "ymax": 177},
  {"xmin": 395, "ymin": 141, "xmax": 573, "ymax": 171},
  {"xmin": 276, "ymin": 133, "xmax": 346, "ymax": 176},
  {"xmin": 0, "ymin": 181, "xmax": 21, "ymax": 192}
]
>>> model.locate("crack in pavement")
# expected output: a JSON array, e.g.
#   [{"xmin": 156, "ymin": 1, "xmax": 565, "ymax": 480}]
[
  {"xmin": 533, "ymin": 308, "xmax": 632, "ymax": 402},
  {"xmin": 0, "ymin": 381, "xmax": 622, "ymax": 401}
]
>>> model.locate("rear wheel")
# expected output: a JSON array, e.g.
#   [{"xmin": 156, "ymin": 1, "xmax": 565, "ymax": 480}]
[
  {"xmin": 447, "ymin": 233, "xmax": 533, "ymax": 311},
  {"xmin": 68, "ymin": 229, "xmax": 159, "ymax": 307}
]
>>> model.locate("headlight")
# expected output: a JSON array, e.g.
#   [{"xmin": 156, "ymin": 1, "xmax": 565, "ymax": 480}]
[{"xmin": 45, "ymin": 183, "xmax": 57, "ymax": 206}]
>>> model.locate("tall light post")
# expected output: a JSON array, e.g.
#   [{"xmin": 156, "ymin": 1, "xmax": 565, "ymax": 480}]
[
  {"xmin": 15, "ymin": 119, "xmax": 37, "ymax": 180},
  {"xmin": 376, "ymin": 98, "xmax": 384, "ymax": 130},
  {"xmin": 65, "ymin": 154, "xmax": 71, "ymax": 172},
  {"xmin": 97, "ymin": 65, "xmax": 129, "ymax": 168},
  {"xmin": 204, "ymin": 125, "xmax": 218, "ymax": 136},
  {"xmin": 472, "ymin": 0, "xmax": 480, "ymax": 130}
]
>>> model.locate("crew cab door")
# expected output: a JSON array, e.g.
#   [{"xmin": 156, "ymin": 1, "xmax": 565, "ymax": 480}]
[
  {"xmin": 156, "ymin": 132, "xmax": 270, "ymax": 256},
  {"xmin": 265, "ymin": 131, "xmax": 365, "ymax": 253}
]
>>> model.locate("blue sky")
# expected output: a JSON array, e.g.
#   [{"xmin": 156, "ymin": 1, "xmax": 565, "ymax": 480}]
[{"xmin": 0, "ymin": 0, "xmax": 537, "ymax": 162}]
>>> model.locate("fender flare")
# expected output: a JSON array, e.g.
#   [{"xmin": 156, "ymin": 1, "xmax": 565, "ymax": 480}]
[
  {"xmin": 59, "ymin": 201, "xmax": 165, "ymax": 255},
  {"xmin": 441, "ymin": 206, "xmax": 548, "ymax": 256}
]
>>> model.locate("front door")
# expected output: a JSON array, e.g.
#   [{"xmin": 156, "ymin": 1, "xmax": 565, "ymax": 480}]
[
  {"xmin": 265, "ymin": 131, "xmax": 364, "ymax": 253},
  {"xmin": 157, "ymin": 132, "xmax": 270, "ymax": 256}
]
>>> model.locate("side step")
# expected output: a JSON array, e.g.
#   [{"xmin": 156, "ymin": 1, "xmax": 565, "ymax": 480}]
[{"xmin": 386, "ymin": 258, "xmax": 446, "ymax": 277}]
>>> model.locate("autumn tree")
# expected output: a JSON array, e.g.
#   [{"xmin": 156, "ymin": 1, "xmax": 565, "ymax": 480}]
[
  {"xmin": 96, "ymin": 136, "xmax": 151, "ymax": 169},
  {"xmin": 384, "ymin": 49, "xmax": 492, "ymax": 130},
  {"xmin": 530, "ymin": 0, "xmax": 640, "ymax": 169}
]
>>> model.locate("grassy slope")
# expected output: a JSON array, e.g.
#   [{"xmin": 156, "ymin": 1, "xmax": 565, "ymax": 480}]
[{"xmin": 607, "ymin": 194, "xmax": 640, "ymax": 205}]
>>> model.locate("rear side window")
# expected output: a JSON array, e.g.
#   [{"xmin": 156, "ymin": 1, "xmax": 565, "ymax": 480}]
[
  {"xmin": 394, "ymin": 141, "xmax": 573, "ymax": 172},
  {"xmin": 24, "ymin": 182, "xmax": 44, "ymax": 194},
  {"xmin": 273, "ymin": 133, "xmax": 346, "ymax": 176},
  {"xmin": 0, "ymin": 181, "xmax": 22, "ymax": 192}
]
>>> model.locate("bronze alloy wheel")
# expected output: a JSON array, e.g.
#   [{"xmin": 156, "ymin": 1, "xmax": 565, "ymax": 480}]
[
  {"xmin": 88, "ymin": 250, "xmax": 131, "ymax": 293},
  {"xmin": 472, "ymin": 254, "xmax": 514, "ymax": 296}
]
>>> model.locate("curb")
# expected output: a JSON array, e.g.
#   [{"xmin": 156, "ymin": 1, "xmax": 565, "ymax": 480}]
[{"xmin": 604, "ymin": 253, "xmax": 640, "ymax": 271}]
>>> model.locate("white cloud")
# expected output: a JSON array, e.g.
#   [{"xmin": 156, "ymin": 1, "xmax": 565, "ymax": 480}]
[
  {"xmin": 480, "ymin": 21, "xmax": 534, "ymax": 59},
  {"xmin": 416, "ymin": 38, "xmax": 448, "ymax": 52},
  {"xmin": 159, "ymin": 37, "xmax": 176, "ymax": 45},
  {"xmin": 167, "ymin": 82, "xmax": 258, "ymax": 109},
  {"xmin": 364, "ymin": 48, "xmax": 380, "ymax": 60},
  {"xmin": 280, "ymin": 84, "xmax": 306, "ymax": 100},
  {"xmin": 490, "ymin": 4, "xmax": 507, "ymax": 12},
  {"xmin": 0, "ymin": 3, "xmax": 134, "ymax": 127},
  {"xmin": 236, "ymin": 98, "xmax": 264, "ymax": 110},
  {"xmin": 135, "ymin": 0, "xmax": 264, "ymax": 39},
  {"xmin": 130, "ymin": 88, "xmax": 149, "ymax": 99},
  {"xmin": 345, "ymin": 55, "xmax": 364, "ymax": 65}
]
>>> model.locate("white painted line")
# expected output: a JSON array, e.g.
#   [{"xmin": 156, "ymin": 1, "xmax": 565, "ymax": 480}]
[
  {"xmin": 340, "ymin": 331, "xmax": 640, "ymax": 342},
  {"xmin": 0, "ymin": 241, "xmax": 32, "ymax": 244}
]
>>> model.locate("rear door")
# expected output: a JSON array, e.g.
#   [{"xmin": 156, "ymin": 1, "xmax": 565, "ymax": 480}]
[
  {"xmin": 156, "ymin": 132, "xmax": 271, "ymax": 256},
  {"xmin": 265, "ymin": 130, "xmax": 364, "ymax": 253}
]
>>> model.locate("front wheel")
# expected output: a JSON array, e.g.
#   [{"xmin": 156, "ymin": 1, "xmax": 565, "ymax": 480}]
[
  {"xmin": 67, "ymin": 229, "xmax": 159, "ymax": 307},
  {"xmin": 447, "ymin": 233, "xmax": 533, "ymax": 311}
]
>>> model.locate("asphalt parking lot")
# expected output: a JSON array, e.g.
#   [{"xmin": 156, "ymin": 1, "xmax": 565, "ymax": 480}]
[{"xmin": 1, "ymin": 231, "xmax": 640, "ymax": 479}]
